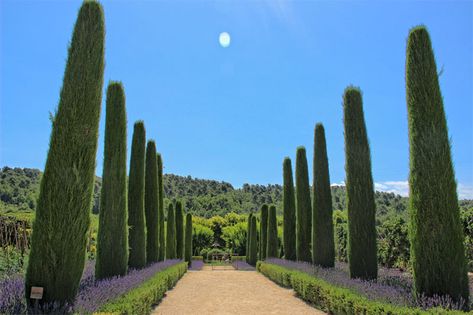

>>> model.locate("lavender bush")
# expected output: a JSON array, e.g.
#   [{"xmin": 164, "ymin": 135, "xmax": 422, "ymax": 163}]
[
  {"xmin": 232, "ymin": 260, "xmax": 255, "ymax": 271},
  {"xmin": 188, "ymin": 260, "xmax": 204, "ymax": 271}
]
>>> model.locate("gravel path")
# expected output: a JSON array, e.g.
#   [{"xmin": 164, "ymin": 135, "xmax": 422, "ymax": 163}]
[{"xmin": 152, "ymin": 270, "xmax": 325, "ymax": 314}]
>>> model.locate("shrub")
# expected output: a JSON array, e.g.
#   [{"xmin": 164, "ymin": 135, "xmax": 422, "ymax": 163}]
[
  {"xmin": 333, "ymin": 210, "xmax": 348, "ymax": 263},
  {"xmin": 145, "ymin": 140, "xmax": 159, "ymax": 263},
  {"xmin": 175, "ymin": 201, "xmax": 184, "ymax": 259},
  {"xmin": 267, "ymin": 205, "xmax": 278, "ymax": 258},
  {"xmin": 377, "ymin": 216, "xmax": 410, "ymax": 269},
  {"xmin": 185, "ymin": 213, "xmax": 193, "ymax": 266},
  {"xmin": 166, "ymin": 204, "xmax": 176, "ymax": 259},
  {"xmin": 282, "ymin": 157, "xmax": 296, "ymax": 261},
  {"xmin": 25, "ymin": 1, "xmax": 105, "ymax": 305},
  {"xmin": 157, "ymin": 154, "xmax": 165, "ymax": 261},
  {"xmin": 259, "ymin": 204, "xmax": 268, "ymax": 260},
  {"xmin": 295, "ymin": 147, "xmax": 312, "ymax": 262},
  {"xmin": 406, "ymin": 25, "xmax": 469, "ymax": 304},
  {"xmin": 96, "ymin": 82, "xmax": 128, "ymax": 280}
]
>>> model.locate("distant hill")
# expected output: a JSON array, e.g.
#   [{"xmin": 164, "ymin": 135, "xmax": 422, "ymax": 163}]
[{"xmin": 1, "ymin": 166, "xmax": 472, "ymax": 219}]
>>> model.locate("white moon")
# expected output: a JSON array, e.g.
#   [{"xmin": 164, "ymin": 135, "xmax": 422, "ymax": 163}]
[{"xmin": 219, "ymin": 32, "xmax": 231, "ymax": 48}]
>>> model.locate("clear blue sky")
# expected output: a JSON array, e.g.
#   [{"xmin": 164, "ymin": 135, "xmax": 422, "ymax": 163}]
[{"xmin": 1, "ymin": 0, "xmax": 472, "ymax": 198}]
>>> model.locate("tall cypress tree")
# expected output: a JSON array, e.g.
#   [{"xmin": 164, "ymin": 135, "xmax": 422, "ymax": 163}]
[
  {"xmin": 25, "ymin": 1, "xmax": 104, "ymax": 305},
  {"xmin": 343, "ymin": 87, "xmax": 377, "ymax": 280},
  {"xmin": 246, "ymin": 213, "xmax": 253, "ymax": 262},
  {"xmin": 166, "ymin": 203, "xmax": 176, "ymax": 259},
  {"xmin": 295, "ymin": 146, "xmax": 312, "ymax": 262},
  {"xmin": 157, "ymin": 153, "xmax": 165, "ymax": 261},
  {"xmin": 95, "ymin": 82, "xmax": 128, "ymax": 280},
  {"xmin": 283, "ymin": 157, "xmax": 296, "ymax": 261},
  {"xmin": 267, "ymin": 205, "xmax": 278, "ymax": 259},
  {"xmin": 145, "ymin": 140, "xmax": 159, "ymax": 263},
  {"xmin": 175, "ymin": 201, "xmax": 184, "ymax": 259},
  {"xmin": 128, "ymin": 121, "xmax": 147, "ymax": 269},
  {"xmin": 259, "ymin": 204, "xmax": 269, "ymax": 260},
  {"xmin": 312, "ymin": 123, "xmax": 335, "ymax": 267},
  {"xmin": 184, "ymin": 213, "xmax": 193, "ymax": 266},
  {"xmin": 406, "ymin": 26, "xmax": 469, "ymax": 303},
  {"xmin": 249, "ymin": 216, "xmax": 258, "ymax": 265}
]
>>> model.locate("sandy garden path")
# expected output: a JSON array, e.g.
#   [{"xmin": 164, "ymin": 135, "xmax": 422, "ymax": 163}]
[{"xmin": 152, "ymin": 269, "xmax": 325, "ymax": 315}]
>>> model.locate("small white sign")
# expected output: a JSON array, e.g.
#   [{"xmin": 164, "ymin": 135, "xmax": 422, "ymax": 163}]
[{"xmin": 30, "ymin": 286, "xmax": 43, "ymax": 300}]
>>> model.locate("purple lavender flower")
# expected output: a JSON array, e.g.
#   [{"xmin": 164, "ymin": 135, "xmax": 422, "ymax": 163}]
[
  {"xmin": 232, "ymin": 260, "xmax": 255, "ymax": 271},
  {"xmin": 188, "ymin": 260, "xmax": 204, "ymax": 271},
  {"xmin": 0, "ymin": 274, "xmax": 26, "ymax": 315}
]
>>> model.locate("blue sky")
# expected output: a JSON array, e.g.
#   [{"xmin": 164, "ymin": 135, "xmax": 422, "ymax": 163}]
[{"xmin": 1, "ymin": 0, "xmax": 472, "ymax": 198}]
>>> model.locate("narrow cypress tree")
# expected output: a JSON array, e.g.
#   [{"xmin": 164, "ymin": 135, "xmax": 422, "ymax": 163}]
[
  {"xmin": 95, "ymin": 82, "xmax": 128, "ymax": 280},
  {"xmin": 246, "ymin": 213, "xmax": 253, "ymax": 262},
  {"xmin": 295, "ymin": 146, "xmax": 312, "ymax": 262},
  {"xmin": 166, "ymin": 203, "xmax": 176, "ymax": 259},
  {"xmin": 406, "ymin": 26, "xmax": 469, "ymax": 303},
  {"xmin": 249, "ymin": 216, "xmax": 258, "ymax": 265},
  {"xmin": 128, "ymin": 121, "xmax": 147, "ymax": 268},
  {"xmin": 157, "ymin": 153, "xmax": 165, "ymax": 261},
  {"xmin": 267, "ymin": 205, "xmax": 278, "ymax": 258},
  {"xmin": 283, "ymin": 157, "xmax": 296, "ymax": 261},
  {"xmin": 175, "ymin": 201, "xmax": 184, "ymax": 259},
  {"xmin": 25, "ymin": 1, "xmax": 104, "ymax": 305},
  {"xmin": 145, "ymin": 140, "xmax": 159, "ymax": 263},
  {"xmin": 343, "ymin": 87, "xmax": 377, "ymax": 280},
  {"xmin": 259, "ymin": 204, "xmax": 269, "ymax": 260},
  {"xmin": 184, "ymin": 213, "xmax": 193, "ymax": 266},
  {"xmin": 312, "ymin": 123, "xmax": 335, "ymax": 267}
]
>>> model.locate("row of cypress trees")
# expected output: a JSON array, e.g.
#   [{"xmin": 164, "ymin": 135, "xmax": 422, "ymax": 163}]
[{"xmin": 246, "ymin": 204, "xmax": 279, "ymax": 265}]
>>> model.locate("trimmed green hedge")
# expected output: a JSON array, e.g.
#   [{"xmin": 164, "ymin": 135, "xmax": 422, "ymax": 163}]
[
  {"xmin": 256, "ymin": 262, "xmax": 465, "ymax": 315},
  {"xmin": 231, "ymin": 256, "xmax": 246, "ymax": 262},
  {"xmin": 99, "ymin": 262, "xmax": 187, "ymax": 314},
  {"xmin": 192, "ymin": 255, "xmax": 204, "ymax": 261}
]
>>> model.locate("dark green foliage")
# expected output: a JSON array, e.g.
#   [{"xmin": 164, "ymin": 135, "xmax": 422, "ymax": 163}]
[
  {"xmin": 460, "ymin": 207, "xmax": 473, "ymax": 272},
  {"xmin": 175, "ymin": 201, "xmax": 184, "ymax": 259},
  {"xmin": 295, "ymin": 146, "xmax": 312, "ymax": 262},
  {"xmin": 377, "ymin": 216, "xmax": 410, "ymax": 269},
  {"xmin": 343, "ymin": 86, "xmax": 377, "ymax": 280},
  {"xmin": 185, "ymin": 213, "xmax": 193, "ymax": 266},
  {"xmin": 25, "ymin": 1, "xmax": 104, "ymax": 305},
  {"xmin": 145, "ymin": 141, "xmax": 159, "ymax": 264},
  {"xmin": 246, "ymin": 213, "xmax": 252, "ymax": 262},
  {"xmin": 406, "ymin": 26, "xmax": 468, "ymax": 303},
  {"xmin": 248, "ymin": 216, "xmax": 258, "ymax": 265},
  {"xmin": 166, "ymin": 204, "xmax": 176, "ymax": 259},
  {"xmin": 128, "ymin": 121, "xmax": 147, "ymax": 269},
  {"xmin": 282, "ymin": 158, "xmax": 296, "ymax": 261},
  {"xmin": 259, "ymin": 204, "xmax": 268, "ymax": 260},
  {"xmin": 312, "ymin": 123, "xmax": 335, "ymax": 267},
  {"xmin": 267, "ymin": 205, "xmax": 278, "ymax": 258},
  {"xmin": 157, "ymin": 154, "xmax": 165, "ymax": 261},
  {"xmin": 96, "ymin": 82, "xmax": 128, "ymax": 280},
  {"xmin": 333, "ymin": 210, "xmax": 348, "ymax": 263}
]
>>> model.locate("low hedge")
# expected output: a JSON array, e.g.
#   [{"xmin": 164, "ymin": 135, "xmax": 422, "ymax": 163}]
[
  {"xmin": 257, "ymin": 262, "xmax": 465, "ymax": 315},
  {"xmin": 98, "ymin": 261, "xmax": 187, "ymax": 315},
  {"xmin": 231, "ymin": 256, "xmax": 246, "ymax": 262},
  {"xmin": 192, "ymin": 255, "xmax": 204, "ymax": 261}
]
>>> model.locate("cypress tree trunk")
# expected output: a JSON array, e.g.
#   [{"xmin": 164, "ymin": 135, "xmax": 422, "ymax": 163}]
[
  {"xmin": 295, "ymin": 146, "xmax": 312, "ymax": 262},
  {"xmin": 145, "ymin": 140, "xmax": 159, "ymax": 263},
  {"xmin": 127, "ymin": 121, "xmax": 147, "ymax": 269},
  {"xmin": 406, "ymin": 26, "xmax": 469, "ymax": 304},
  {"xmin": 259, "ymin": 204, "xmax": 268, "ymax": 260},
  {"xmin": 249, "ymin": 216, "xmax": 258, "ymax": 265},
  {"xmin": 175, "ymin": 201, "xmax": 184, "ymax": 259},
  {"xmin": 312, "ymin": 123, "xmax": 335, "ymax": 267},
  {"xmin": 246, "ymin": 213, "xmax": 252, "ymax": 262},
  {"xmin": 166, "ymin": 203, "xmax": 176, "ymax": 259},
  {"xmin": 25, "ymin": 1, "xmax": 104, "ymax": 305},
  {"xmin": 267, "ymin": 205, "xmax": 278, "ymax": 258},
  {"xmin": 283, "ymin": 157, "xmax": 296, "ymax": 261},
  {"xmin": 95, "ymin": 82, "xmax": 128, "ymax": 280},
  {"xmin": 157, "ymin": 153, "xmax": 165, "ymax": 261},
  {"xmin": 185, "ymin": 213, "xmax": 193, "ymax": 266},
  {"xmin": 343, "ymin": 87, "xmax": 377, "ymax": 280}
]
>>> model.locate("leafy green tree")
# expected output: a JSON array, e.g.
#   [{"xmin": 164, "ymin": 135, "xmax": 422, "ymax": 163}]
[
  {"xmin": 25, "ymin": 1, "xmax": 104, "ymax": 305},
  {"xmin": 406, "ymin": 26, "xmax": 468, "ymax": 303},
  {"xmin": 249, "ymin": 216, "xmax": 258, "ymax": 265},
  {"xmin": 166, "ymin": 203, "xmax": 176, "ymax": 259},
  {"xmin": 175, "ymin": 201, "xmax": 184, "ymax": 259},
  {"xmin": 128, "ymin": 121, "xmax": 147, "ymax": 269},
  {"xmin": 259, "ymin": 204, "xmax": 268, "ymax": 260},
  {"xmin": 312, "ymin": 123, "xmax": 335, "ymax": 267},
  {"xmin": 333, "ymin": 210, "xmax": 348, "ymax": 263},
  {"xmin": 192, "ymin": 223, "xmax": 213, "ymax": 256},
  {"xmin": 246, "ymin": 213, "xmax": 253, "ymax": 261},
  {"xmin": 295, "ymin": 146, "xmax": 312, "ymax": 262},
  {"xmin": 157, "ymin": 154, "xmax": 165, "ymax": 261},
  {"xmin": 185, "ymin": 213, "xmax": 193, "ymax": 266},
  {"xmin": 222, "ymin": 222, "xmax": 247, "ymax": 255},
  {"xmin": 343, "ymin": 86, "xmax": 377, "ymax": 280},
  {"xmin": 378, "ymin": 216, "xmax": 410, "ymax": 269},
  {"xmin": 283, "ymin": 157, "xmax": 296, "ymax": 261},
  {"xmin": 96, "ymin": 82, "xmax": 128, "ymax": 280},
  {"xmin": 145, "ymin": 141, "xmax": 159, "ymax": 263},
  {"xmin": 267, "ymin": 205, "xmax": 278, "ymax": 258}
]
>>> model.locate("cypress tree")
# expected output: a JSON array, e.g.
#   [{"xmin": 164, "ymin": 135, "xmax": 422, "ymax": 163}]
[
  {"xmin": 312, "ymin": 123, "xmax": 335, "ymax": 267},
  {"xmin": 175, "ymin": 201, "xmax": 184, "ymax": 259},
  {"xmin": 295, "ymin": 146, "xmax": 312, "ymax": 262},
  {"xmin": 259, "ymin": 204, "xmax": 268, "ymax": 260},
  {"xmin": 267, "ymin": 205, "xmax": 278, "ymax": 258},
  {"xmin": 406, "ymin": 26, "xmax": 469, "ymax": 303},
  {"xmin": 246, "ymin": 213, "xmax": 253, "ymax": 262},
  {"xmin": 249, "ymin": 216, "xmax": 258, "ymax": 265},
  {"xmin": 343, "ymin": 87, "xmax": 377, "ymax": 280},
  {"xmin": 95, "ymin": 82, "xmax": 128, "ymax": 280},
  {"xmin": 166, "ymin": 203, "xmax": 176, "ymax": 259},
  {"xmin": 157, "ymin": 153, "xmax": 165, "ymax": 261},
  {"xmin": 128, "ymin": 121, "xmax": 147, "ymax": 269},
  {"xmin": 145, "ymin": 140, "xmax": 159, "ymax": 263},
  {"xmin": 184, "ymin": 213, "xmax": 193, "ymax": 266},
  {"xmin": 25, "ymin": 1, "xmax": 104, "ymax": 305},
  {"xmin": 283, "ymin": 157, "xmax": 296, "ymax": 261}
]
